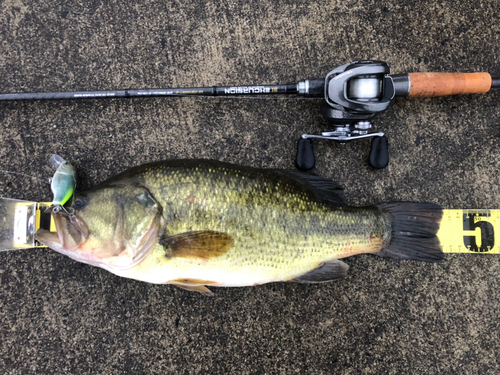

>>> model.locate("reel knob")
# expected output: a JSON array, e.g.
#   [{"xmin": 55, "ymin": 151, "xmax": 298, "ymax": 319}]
[
  {"xmin": 295, "ymin": 138, "xmax": 315, "ymax": 171},
  {"xmin": 368, "ymin": 136, "xmax": 389, "ymax": 169}
]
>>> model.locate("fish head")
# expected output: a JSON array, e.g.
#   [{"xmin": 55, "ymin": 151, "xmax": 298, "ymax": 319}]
[{"xmin": 37, "ymin": 184, "xmax": 162, "ymax": 272}]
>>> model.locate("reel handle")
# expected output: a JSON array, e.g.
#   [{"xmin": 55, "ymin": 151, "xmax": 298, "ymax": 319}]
[
  {"xmin": 295, "ymin": 135, "xmax": 389, "ymax": 171},
  {"xmin": 368, "ymin": 136, "xmax": 389, "ymax": 169},
  {"xmin": 295, "ymin": 138, "xmax": 315, "ymax": 171}
]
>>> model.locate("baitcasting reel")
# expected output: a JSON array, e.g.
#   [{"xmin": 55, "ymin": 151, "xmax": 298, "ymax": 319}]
[
  {"xmin": 1, "ymin": 60, "xmax": 498, "ymax": 170},
  {"xmin": 294, "ymin": 60, "xmax": 498, "ymax": 170},
  {"xmin": 295, "ymin": 60, "xmax": 398, "ymax": 170}
]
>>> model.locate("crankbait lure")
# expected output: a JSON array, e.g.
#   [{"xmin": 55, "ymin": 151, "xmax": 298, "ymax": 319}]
[{"xmin": 49, "ymin": 154, "xmax": 76, "ymax": 207}]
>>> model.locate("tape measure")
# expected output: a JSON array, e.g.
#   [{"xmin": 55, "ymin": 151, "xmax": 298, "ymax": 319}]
[
  {"xmin": 439, "ymin": 209, "xmax": 500, "ymax": 253},
  {"xmin": 2, "ymin": 198, "xmax": 500, "ymax": 253},
  {"xmin": 23, "ymin": 202, "xmax": 55, "ymax": 249},
  {"xmin": 0, "ymin": 199, "xmax": 55, "ymax": 250},
  {"xmin": 31, "ymin": 208, "xmax": 500, "ymax": 253}
]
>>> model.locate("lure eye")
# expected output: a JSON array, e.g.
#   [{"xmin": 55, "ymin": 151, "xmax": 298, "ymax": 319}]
[{"xmin": 73, "ymin": 198, "xmax": 85, "ymax": 208}]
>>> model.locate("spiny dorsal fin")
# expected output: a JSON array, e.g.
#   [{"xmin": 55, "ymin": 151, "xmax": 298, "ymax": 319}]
[
  {"xmin": 292, "ymin": 260, "xmax": 349, "ymax": 283},
  {"xmin": 160, "ymin": 231, "xmax": 234, "ymax": 259},
  {"xmin": 273, "ymin": 170, "xmax": 347, "ymax": 205}
]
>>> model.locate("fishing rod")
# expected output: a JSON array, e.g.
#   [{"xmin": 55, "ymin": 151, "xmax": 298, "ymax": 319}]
[{"xmin": 2, "ymin": 60, "xmax": 499, "ymax": 169}]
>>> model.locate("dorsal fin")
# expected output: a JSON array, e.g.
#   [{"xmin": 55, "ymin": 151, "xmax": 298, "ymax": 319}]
[{"xmin": 273, "ymin": 170, "xmax": 347, "ymax": 205}]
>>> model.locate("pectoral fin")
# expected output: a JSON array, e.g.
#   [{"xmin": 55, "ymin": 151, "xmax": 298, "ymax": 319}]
[
  {"xmin": 160, "ymin": 231, "xmax": 234, "ymax": 260},
  {"xmin": 292, "ymin": 260, "xmax": 349, "ymax": 283}
]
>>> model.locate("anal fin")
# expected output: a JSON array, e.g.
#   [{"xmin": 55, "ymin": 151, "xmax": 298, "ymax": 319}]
[{"xmin": 293, "ymin": 260, "xmax": 349, "ymax": 284}]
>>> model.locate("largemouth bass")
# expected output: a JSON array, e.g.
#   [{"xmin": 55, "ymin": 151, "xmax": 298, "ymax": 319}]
[{"xmin": 36, "ymin": 160, "xmax": 443, "ymax": 294}]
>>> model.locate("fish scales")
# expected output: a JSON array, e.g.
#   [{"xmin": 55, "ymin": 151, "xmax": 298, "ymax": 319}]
[{"xmin": 109, "ymin": 162, "xmax": 385, "ymax": 286}]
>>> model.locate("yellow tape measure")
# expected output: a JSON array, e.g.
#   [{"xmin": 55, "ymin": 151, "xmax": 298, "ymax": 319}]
[
  {"xmin": 13, "ymin": 202, "xmax": 55, "ymax": 249},
  {"xmin": 36, "ymin": 202, "xmax": 57, "ymax": 232},
  {"xmin": 33, "ymin": 208, "xmax": 500, "ymax": 253},
  {"xmin": 5, "ymin": 200, "xmax": 500, "ymax": 254},
  {"xmin": 439, "ymin": 209, "xmax": 500, "ymax": 253}
]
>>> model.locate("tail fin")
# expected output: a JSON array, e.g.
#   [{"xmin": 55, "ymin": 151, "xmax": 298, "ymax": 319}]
[{"xmin": 376, "ymin": 202, "xmax": 443, "ymax": 262}]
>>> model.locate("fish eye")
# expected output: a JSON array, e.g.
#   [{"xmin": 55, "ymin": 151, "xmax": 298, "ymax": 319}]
[
  {"xmin": 136, "ymin": 191, "xmax": 156, "ymax": 206},
  {"xmin": 73, "ymin": 197, "xmax": 85, "ymax": 208}
]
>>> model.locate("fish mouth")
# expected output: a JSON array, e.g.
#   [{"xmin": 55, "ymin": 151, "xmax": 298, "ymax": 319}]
[
  {"xmin": 36, "ymin": 208, "xmax": 162, "ymax": 271},
  {"xmin": 36, "ymin": 210, "xmax": 89, "ymax": 259}
]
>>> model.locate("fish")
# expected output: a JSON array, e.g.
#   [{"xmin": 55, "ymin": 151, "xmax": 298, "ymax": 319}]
[
  {"xmin": 36, "ymin": 159, "xmax": 443, "ymax": 295},
  {"xmin": 49, "ymin": 154, "xmax": 77, "ymax": 207}
]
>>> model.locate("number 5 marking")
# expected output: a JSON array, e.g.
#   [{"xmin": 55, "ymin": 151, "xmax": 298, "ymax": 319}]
[{"xmin": 463, "ymin": 214, "xmax": 495, "ymax": 252}]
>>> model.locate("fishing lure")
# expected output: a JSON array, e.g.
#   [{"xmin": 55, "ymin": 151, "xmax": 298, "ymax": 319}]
[{"xmin": 49, "ymin": 154, "xmax": 76, "ymax": 208}]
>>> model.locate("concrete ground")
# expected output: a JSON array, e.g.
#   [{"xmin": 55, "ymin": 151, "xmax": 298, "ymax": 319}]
[{"xmin": 1, "ymin": 0, "xmax": 500, "ymax": 373}]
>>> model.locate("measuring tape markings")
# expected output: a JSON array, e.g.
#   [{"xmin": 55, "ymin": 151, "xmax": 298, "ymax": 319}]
[
  {"xmin": 33, "ymin": 202, "xmax": 55, "ymax": 248},
  {"xmin": 439, "ymin": 209, "xmax": 499, "ymax": 254},
  {"xmin": 22, "ymin": 205, "xmax": 500, "ymax": 254}
]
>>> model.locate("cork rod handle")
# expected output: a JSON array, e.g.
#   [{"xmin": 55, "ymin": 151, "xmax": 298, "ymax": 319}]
[{"xmin": 408, "ymin": 72, "xmax": 492, "ymax": 97}]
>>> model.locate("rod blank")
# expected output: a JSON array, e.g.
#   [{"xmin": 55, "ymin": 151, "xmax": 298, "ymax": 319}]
[{"xmin": 0, "ymin": 85, "xmax": 298, "ymax": 102}]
